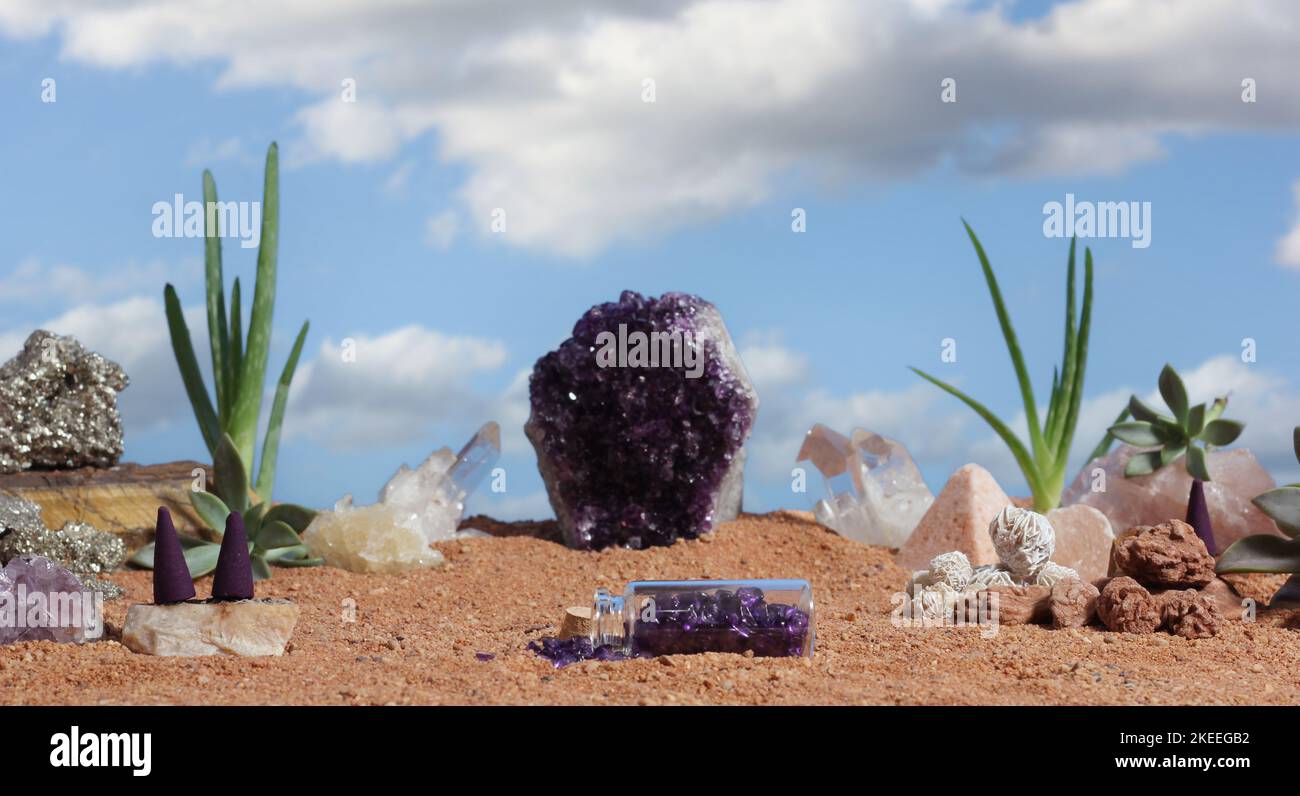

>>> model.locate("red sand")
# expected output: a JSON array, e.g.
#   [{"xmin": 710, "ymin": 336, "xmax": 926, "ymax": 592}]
[{"xmin": 2, "ymin": 511, "xmax": 1298, "ymax": 705}]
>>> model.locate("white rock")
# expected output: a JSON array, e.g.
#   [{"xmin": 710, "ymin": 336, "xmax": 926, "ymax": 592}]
[
  {"xmin": 989, "ymin": 505, "xmax": 1055, "ymax": 579},
  {"xmin": 1033, "ymin": 561, "xmax": 1079, "ymax": 588},
  {"xmin": 121, "ymin": 599, "xmax": 298, "ymax": 657},
  {"xmin": 928, "ymin": 551, "xmax": 973, "ymax": 591}
]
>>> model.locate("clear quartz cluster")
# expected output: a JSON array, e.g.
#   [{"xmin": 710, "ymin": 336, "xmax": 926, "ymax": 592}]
[
  {"xmin": 797, "ymin": 424, "xmax": 933, "ymax": 547},
  {"xmin": 303, "ymin": 422, "xmax": 501, "ymax": 573}
]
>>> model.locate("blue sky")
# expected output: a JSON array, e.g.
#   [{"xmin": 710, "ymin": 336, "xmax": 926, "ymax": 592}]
[{"xmin": 2, "ymin": 0, "xmax": 1300, "ymax": 521}]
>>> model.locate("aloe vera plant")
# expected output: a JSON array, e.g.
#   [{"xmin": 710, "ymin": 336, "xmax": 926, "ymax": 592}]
[
  {"xmin": 131, "ymin": 142, "xmax": 319, "ymax": 579},
  {"xmin": 1105, "ymin": 364, "xmax": 1243, "ymax": 481},
  {"xmin": 912, "ymin": 222, "xmax": 1093, "ymax": 513},
  {"xmin": 1218, "ymin": 427, "xmax": 1300, "ymax": 576}
]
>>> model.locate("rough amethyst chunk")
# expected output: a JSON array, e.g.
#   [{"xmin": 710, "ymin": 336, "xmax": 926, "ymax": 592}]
[
  {"xmin": 526, "ymin": 291, "xmax": 758, "ymax": 550},
  {"xmin": 0, "ymin": 555, "xmax": 100, "ymax": 644}
]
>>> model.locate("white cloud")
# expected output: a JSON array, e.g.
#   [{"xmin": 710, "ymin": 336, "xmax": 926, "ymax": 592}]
[
  {"xmin": 0, "ymin": 258, "xmax": 188, "ymax": 307},
  {"xmin": 285, "ymin": 325, "xmax": 509, "ymax": 448},
  {"xmin": 423, "ymin": 209, "xmax": 460, "ymax": 250},
  {"xmin": 185, "ymin": 136, "xmax": 249, "ymax": 168},
  {"xmin": 742, "ymin": 342, "xmax": 1300, "ymax": 501},
  {"xmin": 0, "ymin": 295, "xmax": 200, "ymax": 435},
  {"xmin": 1276, "ymin": 179, "xmax": 1300, "ymax": 270},
  {"xmin": 6, "ymin": 0, "xmax": 1300, "ymax": 255}
]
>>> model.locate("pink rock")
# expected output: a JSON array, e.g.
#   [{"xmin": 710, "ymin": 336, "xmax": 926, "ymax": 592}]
[
  {"xmin": 1046, "ymin": 504, "xmax": 1114, "ymax": 582},
  {"xmin": 896, "ymin": 464, "xmax": 1005, "ymax": 571},
  {"xmin": 1062, "ymin": 446, "xmax": 1282, "ymax": 551}
]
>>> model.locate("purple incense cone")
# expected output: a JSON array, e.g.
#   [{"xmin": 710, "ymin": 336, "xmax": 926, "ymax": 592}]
[
  {"xmin": 210, "ymin": 511, "xmax": 254, "ymax": 601},
  {"xmin": 1186, "ymin": 478, "xmax": 1217, "ymax": 555},
  {"xmin": 153, "ymin": 507, "xmax": 196, "ymax": 604}
]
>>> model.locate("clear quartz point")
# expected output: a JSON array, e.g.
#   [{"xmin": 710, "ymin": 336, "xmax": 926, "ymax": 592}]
[{"xmin": 796, "ymin": 424, "xmax": 933, "ymax": 547}]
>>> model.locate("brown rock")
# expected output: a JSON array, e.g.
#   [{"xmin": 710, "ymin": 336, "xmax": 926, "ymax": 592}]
[
  {"xmin": 1157, "ymin": 589, "xmax": 1222, "ymax": 639},
  {"xmin": 1046, "ymin": 505, "xmax": 1113, "ymax": 582},
  {"xmin": 1199, "ymin": 578, "xmax": 1249, "ymax": 621},
  {"xmin": 1112, "ymin": 519, "xmax": 1216, "ymax": 588},
  {"xmin": 121, "ymin": 599, "xmax": 299, "ymax": 657},
  {"xmin": 1220, "ymin": 572, "xmax": 1291, "ymax": 607},
  {"xmin": 1049, "ymin": 578, "xmax": 1100, "ymax": 628},
  {"xmin": 896, "ymin": 464, "xmax": 1005, "ymax": 571},
  {"xmin": 980, "ymin": 584, "xmax": 1051, "ymax": 625},
  {"xmin": 1097, "ymin": 576, "xmax": 1160, "ymax": 634}
]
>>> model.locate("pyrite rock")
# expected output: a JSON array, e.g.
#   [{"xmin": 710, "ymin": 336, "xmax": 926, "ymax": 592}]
[
  {"xmin": 0, "ymin": 330, "xmax": 128, "ymax": 474},
  {"xmin": 526, "ymin": 291, "xmax": 758, "ymax": 550}
]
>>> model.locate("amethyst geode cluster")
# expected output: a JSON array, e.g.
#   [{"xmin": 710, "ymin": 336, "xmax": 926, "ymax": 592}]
[{"xmin": 526, "ymin": 291, "xmax": 758, "ymax": 550}]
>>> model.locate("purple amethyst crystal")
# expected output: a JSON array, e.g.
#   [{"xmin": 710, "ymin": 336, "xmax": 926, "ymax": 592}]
[
  {"xmin": 210, "ymin": 511, "xmax": 254, "ymax": 601},
  {"xmin": 0, "ymin": 555, "xmax": 100, "ymax": 644},
  {"xmin": 153, "ymin": 507, "xmax": 196, "ymax": 604},
  {"xmin": 528, "ymin": 636, "xmax": 630, "ymax": 669},
  {"xmin": 630, "ymin": 588, "xmax": 810, "ymax": 658},
  {"xmin": 526, "ymin": 291, "xmax": 758, "ymax": 550}
]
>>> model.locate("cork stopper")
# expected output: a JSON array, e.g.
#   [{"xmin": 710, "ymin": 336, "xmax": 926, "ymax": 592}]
[{"xmin": 558, "ymin": 606, "xmax": 592, "ymax": 640}]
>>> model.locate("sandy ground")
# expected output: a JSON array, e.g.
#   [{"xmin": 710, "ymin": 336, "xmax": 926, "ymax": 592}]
[{"xmin": 3, "ymin": 510, "xmax": 1299, "ymax": 706}]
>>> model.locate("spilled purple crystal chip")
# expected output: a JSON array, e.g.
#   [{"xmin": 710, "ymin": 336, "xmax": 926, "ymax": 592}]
[
  {"xmin": 528, "ymin": 636, "xmax": 630, "ymax": 669},
  {"xmin": 526, "ymin": 291, "xmax": 758, "ymax": 550}
]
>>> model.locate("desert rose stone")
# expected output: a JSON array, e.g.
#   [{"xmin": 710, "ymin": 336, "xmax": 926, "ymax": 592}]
[
  {"xmin": 896, "ymin": 464, "xmax": 1006, "ymax": 571},
  {"xmin": 526, "ymin": 291, "xmax": 758, "ymax": 550},
  {"xmin": 1045, "ymin": 504, "xmax": 1114, "ymax": 582},
  {"xmin": 1063, "ymin": 445, "xmax": 1282, "ymax": 551},
  {"xmin": 796, "ymin": 424, "xmax": 933, "ymax": 547},
  {"xmin": 121, "ymin": 599, "xmax": 298, "ymax": 657}
]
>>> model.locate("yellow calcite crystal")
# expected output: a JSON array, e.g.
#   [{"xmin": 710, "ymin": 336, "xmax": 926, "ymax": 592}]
[{"xmin": 303, "ymin": 500, "xmax": 446, "ymax": 574}]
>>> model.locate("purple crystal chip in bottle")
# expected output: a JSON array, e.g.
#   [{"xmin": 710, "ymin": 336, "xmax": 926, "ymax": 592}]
[{"xmin": 592, "ymin": 578, "xmax": 814, "ymax": 659}]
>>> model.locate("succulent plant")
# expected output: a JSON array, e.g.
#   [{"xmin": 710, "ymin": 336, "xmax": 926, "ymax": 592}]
[
  {"xmin": 1217, "ymin": 427, "xmax": 1300, "ymax": 576},
  {"xmin": 132, "ymin": 142, "xmax": 319, "ymax": 579},
  {"xmin": 130, "ymin": 433, "xmax": 321, "ymax": 579},
  {"xmin": 913, "ymin": 223, "xmax": 1093, "ymax": 512},
  {"xmin": 1105, "ymin": 363, "xmax": 1243, "ymax": 481}
]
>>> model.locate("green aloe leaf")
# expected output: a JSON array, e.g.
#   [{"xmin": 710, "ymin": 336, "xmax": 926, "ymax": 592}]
[
  {"xmin": 262, "ymin": 544, "xmax": 305, "ymax": 563},
  {"xmin": 255, "ymin": 519, "xmax": 302, "ymax": 551},
  {"xmin": 273, "ymin": 551, "xmax": 324, "ymax": 568},
  {"xmin": 1217, "ymin": 534, "xmax": 1300, "ymax": 574},
  {"xmin": 962, "ymin": 221, "xmax": 1045, "ymax": 463},
  {"xmin": 1160, "ymin": 444, "xmax": 1188, "ymax": 468},
  {"xmin": 256, "ymin": 319, "xmax": 309, "ymax": 501},
  {"xmin": 202, "ymin": 170, "xmax": 230, "ymax": 420},
  {"xmin": 164, "ymin": 284, "xmax": 220, "ymax": 454},
  {"xmin": 1253, "ymin": 487, "xmax": 1300, "ymax": 537},
  {"xmin": 1187, "ymin": 403, "xmax": 1206, "ymax": 438},
  {"xmin": 189, "ymin": 489, "xmax": 231, "ymax": 535},
  {"xmin": 183, "ymin": 543, "xmax": 222, "ymax": 579},
  {"xmin": 1293, "ymin": 426, "xmax": 1300, "ymax": 465},
  {"xmin": 1158, "ymin": 363, "xmax": 1189, "ymax": 425},
  {"xmin": 1125, "ymin": 450, "xmax": 1162, "ymax": 477},
  {"xmin": 251, "ymin": 554, "xmax": 273, "ymax": 581},
  {"xmin": 1046, "ymin": 238, "xmax": 1077, "ymax": 449},
  {"xmin": 129, "ymin": 536, "xmax": 208, "ymax": 569},
  {"xmin": 213, "ymin": 433, "xmax": 250, "ymax": 513},
  {"xmin": 911, "ymin": 367, "xmax": 1045, "ymax": 501},
  {"xmin": 1206, "ymin": 396, "xmax": 1228, "ymax": 423},
  {"xmin": 1053, "ymin": 244, "xmax": 1092, "ymax": 469},
  {"xmin": 229, "ymin": 276, "xmax": 243, "ymax": 399},
  {"xmin": 1201, "ymin": 418, "xmax": 1244, "ymax": 447},
  {"xmin": 1109, "ymin": 422, "xmax": 1161, "ymax": 447},
  {"xmin": 263, "ymin": 503, "xmax": 318, "ymax": 534},
  {"xmin": 229, "ymin": 143, "xmax": 280, "ymax": 469},
  {"xmin": 1185, "ymin": 444, "xmax": 1210, "ymax": 481},
  {"xmin": 1087, "ymin": 406, "xmax": 1129, "ymax": 463}
]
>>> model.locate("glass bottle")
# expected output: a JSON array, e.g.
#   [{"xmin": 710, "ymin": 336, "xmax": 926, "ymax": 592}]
[{"xmin": 591, "ymin": 579, "xmax": 814, "ymax": 658}]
